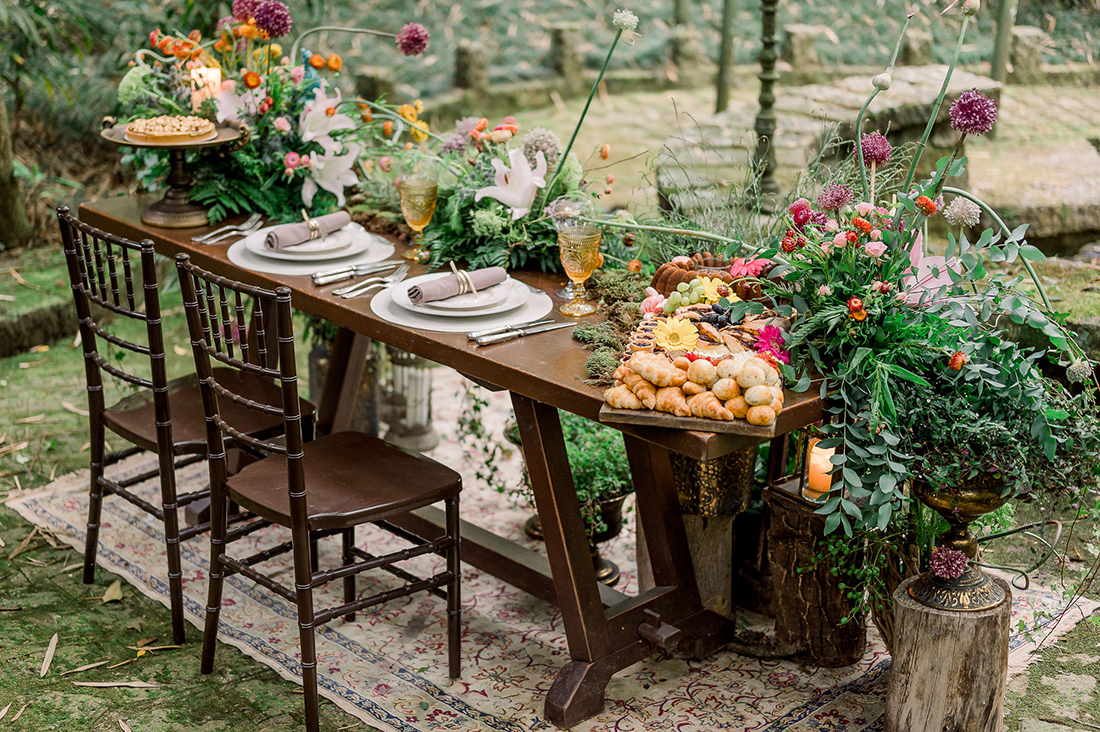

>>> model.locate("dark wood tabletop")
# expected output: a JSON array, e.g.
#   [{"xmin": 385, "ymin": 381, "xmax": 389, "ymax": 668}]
[{"xmin": 79, "ymin": 194, "xmax": 822, "ymax": 462}]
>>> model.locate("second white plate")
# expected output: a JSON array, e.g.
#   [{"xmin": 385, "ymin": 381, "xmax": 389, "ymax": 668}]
[
  {"xmin": 391, "ymin": 273, "xmax": 531, "ymax": 317},
  {"xmin": 242, "ymin": 223, "xmax": 372, "ymax": 262}
]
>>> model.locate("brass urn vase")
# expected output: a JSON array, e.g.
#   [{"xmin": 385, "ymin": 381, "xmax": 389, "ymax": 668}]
[{"xmin": 909, "ymin": 474, "xmax": 1011, "ymax": 612}]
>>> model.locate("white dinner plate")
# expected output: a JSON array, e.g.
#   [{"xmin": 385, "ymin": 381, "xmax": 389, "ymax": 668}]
[
  {"xmin": 242, "ymin": 223, "xmax": 372, "ymax": 262},
  {"xmin": 391, "ymin": 273, "xmax": 531, "ymax": 317}
]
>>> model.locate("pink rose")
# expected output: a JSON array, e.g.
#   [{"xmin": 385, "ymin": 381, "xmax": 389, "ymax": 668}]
[
  {"xmin": 291, "ymin": 65, "xmax": 305, "ymax": 83},
  {"xmin": 833, "ymin": 232, "xmax": 848, "ymax": 248},
  {"xmin": 379, "ymin": 156, "xmax": 394, "ymax": 172},
  {"xmin": 284, "ymin": 151, "xmax": 300, "ymax": 168},
  {"xmin": 818, "ymin": 285, "xmax": 832, "ymax": 296},
  {"xmin": 824, "ymin": 218, "xmax": 839, "ymax": 233},
  {"xmin": 864, "ymin": 241, "xmax": 888, "ymax": 258},
  {"xmin": 870, "ymin": 229, "xmax": 882, "ymax": 241},
  {"xmin": 820, "ymin": 242, "xmax": 832, "ymax": 255},
  {"xmin": 274, "ymin": 116, "xmax": 291, "ymax": 132},
  {"xmin": 855, "ymin": 201, "xmax": 874, "ymax": 217},
  {"xmin": 299, "ymin": 154, "xmax": 310, "ymax": 167}
]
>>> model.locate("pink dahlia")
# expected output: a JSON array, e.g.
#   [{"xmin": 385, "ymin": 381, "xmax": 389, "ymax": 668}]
[
  {"xmin": 860, "ymin": 132, "xmax": 892, "ymax": 167},
  {"xmin": 755, "ymin": 326, "xmax": 791, "ymax": 365},
  {"xmin": 949, "ymin": 89, "xmax": 998, "ymax": 135},
  {"xmin": 396, "ymin": 22, "xmax": 431, "ymax": 56},
  {"xmin": 929, "ymin": 547, "xmax": 969, "ymax": 580}
]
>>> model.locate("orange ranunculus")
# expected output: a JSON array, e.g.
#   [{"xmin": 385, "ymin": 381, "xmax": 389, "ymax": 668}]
[
  {"xmin": 600, "ymin": 143, "xmax": 611, "ymax": 159},
  {"xmin": 382, "ymin": 120, "xmax": 393, "ymax": 136},
  {"xmin": 188, "ymin": 29, "xmax": 202, "ymax": 42},
  {"xmin": 502, "ymin": 124, "xmax": 519, "ymax": 134},
  {"xmin": 627, "ymin": 259, "xmax": 642, "ymax": 272},
  {"xmin": 240, "ymin": 23, "xmax": 258, "ymax": 39},
  {"xmin": 326, "ymin": 54, "xmax": 342, "ymax": 71},
  {"xmin": 361, "ymin": 112, "xmax": 372, "ymax": 122},
  {"xmin": 214, "ymin": 38, "xmax": 231, "ymax": 53},
  {"xmin": 174, "ymin": 43, "xmax": 193, "ymax": 60},
  {"xmin": 158, "ymin": 36, "xmax": 173, "ymax": 52},
  {"xmin": 242, "ymin": 71, "xmax": 262, "ymax": 89},
  {"xmin": 475, "ymin": 118, "xmax": 488, "ymax": 132},
  {"xmin": 149, "ymin": 30, "xmax": 161, "ymax": 48},
  {"xmin": 189, "ymin": 46, "xmax": 202, "ymax": 60},
  {"xmin": 308, "ymin": 53, "xmax": 325, "ymax": 69}
]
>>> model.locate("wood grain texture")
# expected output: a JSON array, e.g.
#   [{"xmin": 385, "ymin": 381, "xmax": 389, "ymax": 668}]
[
  {"xmin": 885, "ymin": 575, "xmax": 1011, "ymax": 732},
  {"xmin": 765, "ymin": 481, "xmax": 867, "ymax": 667}
]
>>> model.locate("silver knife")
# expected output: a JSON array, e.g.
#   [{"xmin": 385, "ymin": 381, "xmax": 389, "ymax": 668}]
[
  {"xmin": 312, "ymin": 260, "xmax": 401, "ymax": 285},
  {"xmin": 476, "ymin": 322, "xmax": 575, "ymax": 346},
  {"xmin": 466, "ymin": 318, "xmax": 555, "ymax": 340}
]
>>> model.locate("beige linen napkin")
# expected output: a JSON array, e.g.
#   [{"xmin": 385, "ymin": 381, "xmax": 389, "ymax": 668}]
[
  {"xmin": 407, "ymin": 267, "xmax": 507, "ymax": 304},
  {"xmin": 263, "ymin": 211, "xmax": 351, "ymax": 251}
]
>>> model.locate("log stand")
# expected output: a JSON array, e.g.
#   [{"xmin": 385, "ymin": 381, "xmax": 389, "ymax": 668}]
[{"xmin": 885, "ymin": 575, "xmax": 1011, "ymax": 732}]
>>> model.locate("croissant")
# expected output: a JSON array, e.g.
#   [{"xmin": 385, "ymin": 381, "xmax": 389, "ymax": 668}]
[
  {"xmin": 620, "ymin": 370, "xmax": 658, "ymax": 409},
  {"xmin": 604, "ymin": 385, "xmax": 644, "ymax": 410},
  {"xmin": 612, "ymin": 364, "xmax": 632, "ymax": 382},
  {"xmin": 629, "ymin": 352, "xmax": 688, "ymax": 388},
  {"xmin": 655, "ymin": 386, "xmax": 691, "ymax": 417},
  {"xmin": 682, "ymin": 381, "xmax": 706, "ymax": 396},
  {"xmin": 688, "ymin": 391, "xmax": 735, "ymax": 421}
]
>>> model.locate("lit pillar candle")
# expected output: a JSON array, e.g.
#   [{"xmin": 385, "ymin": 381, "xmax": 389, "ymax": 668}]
[
  {"xmin": 190, "ymin": 66, "xmax": 222, "ymax": 112},
  {"xmin": 804, "ymin": 438, "xmax": 836, "ymax": 501}
]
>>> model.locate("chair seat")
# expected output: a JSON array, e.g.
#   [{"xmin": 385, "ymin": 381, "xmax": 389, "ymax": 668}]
[
  {"xmin": 226, "ymin": 432, "xmax": 462, "ymax": 530},
  {"xmin": 104, "ymin": 368, "xmax": 314, "ymax": 455}
]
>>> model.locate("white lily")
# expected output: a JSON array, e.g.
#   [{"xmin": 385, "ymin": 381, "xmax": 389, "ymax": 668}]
[
  {"xmin": 474, "ymin": 149, "xmax": 547, "ymax": 220},
  {"xmin": 212, "ymin": 80, "xmax": 264, "ymax": 124},
  {"xmin": 302, "ymin": 142, "xmax": 361, "ymax": 208},
  {"xmin": 299, "ymin": 85, "xmax": 355, "ymax": 155}
]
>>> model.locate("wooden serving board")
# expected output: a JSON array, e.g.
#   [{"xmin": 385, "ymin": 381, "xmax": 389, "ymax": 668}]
[{"xmin": 598, "ymin": 403, "xmax": 777, "ymax": 438}]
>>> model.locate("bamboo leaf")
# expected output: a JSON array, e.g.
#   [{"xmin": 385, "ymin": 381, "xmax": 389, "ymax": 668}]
[
  {"xmin": 0, "ymin": 703, "xmax": 11, "ymax": 721},
  {"xmin": 73, "ymin": 681, "xmax": 162, "ymax": 688},
  {"xmin": 102, "ymin": 579, "xmax": 124, "ymax": 604},
  {"xmin": 61, "ymin": 660, "xmax": 109, "ymax": 676},
  {"xmin": 41, "ymin": 632, "xmax": 59, "ymax": 677}
]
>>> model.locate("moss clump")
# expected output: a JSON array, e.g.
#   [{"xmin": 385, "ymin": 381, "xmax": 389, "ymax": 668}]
[{"xmin": 584, "ymin": 347, "xmax": 622, "ymax": 385}]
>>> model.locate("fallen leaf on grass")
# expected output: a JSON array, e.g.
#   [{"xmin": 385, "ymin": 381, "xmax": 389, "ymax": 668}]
[
  {"xmin": 120, "ymin": 721, "xmax": 133, "ymax": 732},
  {"xmin": 23, "ymin": 557, "xmax": 49, "ymax": 567},
  {"xmin": 9, "ymin": 528, "xmax": 38, "ymax": 559},
  {"xmin": 173, "ymin": 344, "xmax": 188, "ymax": 356},
  {"xmin": 108, "ymin": 658, "xmax": 137, "ymax": 670},
  {"xmin": 0, "ymin": 702, "xmax": 11, "ymax": 721},
  {"xmin": 60, "ymin": 660, "xmax": 109, "ymax": 676},
  {"xmin": 11, "ymin": 703, "xmax": 28, "ymax": 721},
  {"xmin": 73, "ymin": 681, "xmax": 161, "ymax": 688},
  {"xmin": 61, "ymin": 562, "xmax": 84, "ymax": 573},
  {"xmin": 41, "ymin": 632, "xmax": 58, "ymax": 677},
  {"xmin": 0, "ymin": 607, "xmax": 21, "ymax": 612},
  {"xmin": 0, "ymin": 293, "xmax": 14, "ymax": 302},
  {"xmin": 125, "ymin": 645, "xmax": 180, "ymax": 652},
  {"xmin": 102, "ymin": 579, "xmax": 124, "ymax": 604},
  {"xmin": 61, "ymin": 401, "xmax": 90, "ymax": 417},
  {"xmin": 0, "ymin": 441, "xmax": 29, "ymax": 459},
  {"xmin": 0, "ymin": 536, "xmax": 5, "ymax": 548},
  {"xmin": 15, "ymin": 414, "xmax": 45, "ymax": 424},
  {"xmin": 17, "ymin": 359, "xmax": 48, "ymax": 369},
  {"xmin": 29, "ymin": 344, "xmax": 49, "ymax": 353},
  {"xmin": 135, "ymin": 637, "xmax": 158, "ymax": 648}
]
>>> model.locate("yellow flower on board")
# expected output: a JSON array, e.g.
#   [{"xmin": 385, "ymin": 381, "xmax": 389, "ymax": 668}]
[
  {"xmin": 655, "ymin": 318, "xmax": 699, "ymax": 351},
  {"xmin": 699, "ymin": 276, "xmax": 725, "ymax": 304},
  {"xmin": 398, "ymin": 103, "xmax": 419, "ymax": 123},
  {"xmin": 414, "ymin": 99, "xmax": 424, "ymax": 114},
  {"xmin": 410, "ymin": 120, "xmax": 429, "ymax": 143}
]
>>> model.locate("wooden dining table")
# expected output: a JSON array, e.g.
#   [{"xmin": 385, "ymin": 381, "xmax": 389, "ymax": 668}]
[{"xmin": 80, "ymin": 194, "xmax": 824, "ymax": 728}]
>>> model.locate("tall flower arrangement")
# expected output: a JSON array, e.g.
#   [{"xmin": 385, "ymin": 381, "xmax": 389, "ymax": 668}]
[{"xmin": 115, "ymin": 3, "xmax": 435, "ymax": 221}]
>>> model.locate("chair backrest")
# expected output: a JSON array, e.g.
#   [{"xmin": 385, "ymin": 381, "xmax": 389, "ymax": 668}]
[
  {"xmin": 175, "ymin": 254, "xmax": 307, "ymax": 520},
  {"xmin": 56, "ymin": 206, "xmax": 172, "ymax": 435}
]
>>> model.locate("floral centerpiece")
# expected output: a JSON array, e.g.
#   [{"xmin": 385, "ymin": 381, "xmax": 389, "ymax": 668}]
[
  {"xmin": 115, "ymin": 0, "xmax": 435, "ymax": 222},
  {"xmin": 418, "ymin": 9, "xmax": 640, "ymax": 272}
]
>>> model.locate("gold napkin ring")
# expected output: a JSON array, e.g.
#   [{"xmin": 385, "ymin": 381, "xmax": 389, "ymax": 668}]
[
  {"xmin": 449, "ymin": 261, "xmax": 478, "ymax": 299},
  {"xmin": 302, "ymin": 210, "xmax": 322, "ymax": 241}
]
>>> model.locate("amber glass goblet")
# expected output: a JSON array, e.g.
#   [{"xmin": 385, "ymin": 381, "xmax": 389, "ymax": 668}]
[{"xmin": 557, "ymin": 226, "xmax": 602, "ymax": 316}]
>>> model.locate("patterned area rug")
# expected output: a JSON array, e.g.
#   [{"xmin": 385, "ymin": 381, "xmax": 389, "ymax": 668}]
[{"xmin": 8, "ymin": 369, "xmax": 1096, "ymax": 732}]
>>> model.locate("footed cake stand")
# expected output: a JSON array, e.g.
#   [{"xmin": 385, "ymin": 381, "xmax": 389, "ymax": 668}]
[{"xmin": 101, "ymin": 118, "xmax": 249, "ymax": 229}]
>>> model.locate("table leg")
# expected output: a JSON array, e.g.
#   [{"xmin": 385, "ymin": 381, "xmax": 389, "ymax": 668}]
[
  {"xmin": 314, "ymin": 327, "xmax": 371, "ymax": 436},
  {"xmin": 511, "ymin": 394, "xmax": 616, "ymax": 726},
  {"xmin": 623, "ymin": 435, "xmax": 737, "ymax": 659}
]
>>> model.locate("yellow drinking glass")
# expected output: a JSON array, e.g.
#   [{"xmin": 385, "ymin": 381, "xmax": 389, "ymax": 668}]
[
  {"xmin": 398, "ymin": 153, "xmax": 441, "ymax": 262},
  {"xmin": 557, "ymin": 225, "xmax": 602, "ymax": 316}
]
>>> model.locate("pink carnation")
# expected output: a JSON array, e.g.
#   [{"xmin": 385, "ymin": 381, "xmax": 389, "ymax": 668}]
[
  {"xmin": 855, "ymin": 201, "xmax": 874, "ymax": 217},
  {"xmin": 274, "ymin": 116, "xmax": 291, "ymax": 132},
  {"xmin": 833, "ymin": 232, "xmax": 848, "ymax": 248},
  {"xmin": 817, "ymin": 285, "xmax": 833, "ymax": 296},
  {"xmin": 290, "ymin": 65, "xmax": 305, "ymax": 84}
]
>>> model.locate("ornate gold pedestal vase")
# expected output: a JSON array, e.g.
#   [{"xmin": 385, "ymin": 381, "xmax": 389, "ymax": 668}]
[{"xmin": 908, "ymin": 476, "xmax": 1011, "ymax": 612}]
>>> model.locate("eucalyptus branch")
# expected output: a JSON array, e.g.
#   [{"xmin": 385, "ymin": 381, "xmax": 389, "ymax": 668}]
[
  {"xmin": 941, "ymin": 186, "xmax": 1052, "ymax": 311},
  {"xmin": 290, "ymin": 26, "xmax": 396, "ymax": 63}
]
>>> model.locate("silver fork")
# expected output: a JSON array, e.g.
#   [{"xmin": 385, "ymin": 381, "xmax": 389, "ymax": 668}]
[
  {"xmin": 191, "ymin": 213, "xmax": 262, "ymax": 243},
  {"xmin": 201, "ymin": 220, "xmax": 264, "ymax": 245},
  {"xmin": 334, "ymin": 264, "xmax": 410, "ymax": 299}
]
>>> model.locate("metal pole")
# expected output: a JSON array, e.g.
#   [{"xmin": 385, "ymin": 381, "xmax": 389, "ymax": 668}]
[
  {"xmin": 716, "ymin": 0, "xmax": 739, "ymax": 113},
  {"xmin": 753, "ymin": 0, "xmax": 781, "ymax": 209},
  {"xmin": 991, "ymin": 0, "xmax": 1017, "ymax": 83}
]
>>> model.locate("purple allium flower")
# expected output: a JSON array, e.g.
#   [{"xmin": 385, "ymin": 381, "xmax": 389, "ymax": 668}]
[
  {"xmin": 441, "ymin": 133, "xmax": 467, "ymax": 154},
  {"xmin": 950, "ymin": 89, "xmax": 999, "ymax": 135},
  {"xmin": 232, "ymin": 0, "xmax": 260, "ymax": 21},
  {"xmin": 861, "ymin": 132, "xmax": 892, "ymax": 167},
  {"xmin": 929, "ymin": 547, "xmax": 969, "ymax": 580},
  {"xmin": 810, "ymin": 210, "xmax": 829, "ymax": 226},
  {"xmin": 253, "ymin": 0, "xmax": 292, "ymax": 38},
  {"xmin": 396, "ymin": 22, "xmax": 430, "ymax": 56},
  {"xmin": 216, "ymin": 15, "xmax": 237, "ymax": 32},
  {"xmin": 816, "ymin": 183, "xmax": 855, "ymax": 212}
]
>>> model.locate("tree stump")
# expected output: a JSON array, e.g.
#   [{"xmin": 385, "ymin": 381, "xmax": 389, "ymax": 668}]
[
  {"xmin": 885, "ymin": 575, "xmax": 1011, "ymax": 732},
  {"xmin": 764, "ymin": 481, "xmax": 866, "ymax": 667}
]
